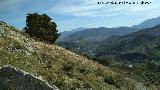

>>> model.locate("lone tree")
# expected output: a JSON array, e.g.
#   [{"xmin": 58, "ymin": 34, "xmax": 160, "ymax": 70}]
[{"xmin": 24, "ymin": 13, "xmax": 59, "ymax": 44}]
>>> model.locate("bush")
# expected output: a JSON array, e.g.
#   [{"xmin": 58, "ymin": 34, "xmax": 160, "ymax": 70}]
[
  {"xmin": 104, "ymin": 76, "xmax": 115, "ymax": 85},
  {"xmin": 83, "ymin": 83, "xmax": 92, "ymax": 89},
  {"xmin": 24, "ymin": 13, "xmax": 60, "ymax": 44},
  {"xmin": 62, "ymin": 62, "xmax": 74, "ymax": 72}
]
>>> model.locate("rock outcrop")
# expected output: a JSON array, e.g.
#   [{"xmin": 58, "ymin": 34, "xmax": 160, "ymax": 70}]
[{"xmin": 0, "ymin": 66, "xmax": 59, "ymax": 90}]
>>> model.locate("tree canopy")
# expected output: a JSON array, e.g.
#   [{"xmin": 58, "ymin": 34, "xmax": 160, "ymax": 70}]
[{"xmin": 24, "ymin": 13, "xmax": 59, "ymax": 44}]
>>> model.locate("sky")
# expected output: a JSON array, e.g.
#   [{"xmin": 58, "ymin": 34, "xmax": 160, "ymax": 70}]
[{"xmin": 0, "ymin": 0, "xmax": 160, "ymax": 32}]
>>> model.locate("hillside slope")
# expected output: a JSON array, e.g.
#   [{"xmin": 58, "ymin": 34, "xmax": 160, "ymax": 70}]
[{"xmin": 0, "ymin": 22, "xmax": 156, "ymax": 90}]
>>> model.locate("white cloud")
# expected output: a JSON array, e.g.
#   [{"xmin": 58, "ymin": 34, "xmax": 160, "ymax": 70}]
[
  {"xmin": 46, "ymin": 0, "xmax": 160, "ymax": 18},
  {"xmin": 46, "ymin": 0, "xmax": 105, "ymax": 17}
]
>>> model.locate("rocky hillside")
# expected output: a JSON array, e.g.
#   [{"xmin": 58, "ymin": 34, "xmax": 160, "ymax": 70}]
[{"xmin": 0, "ymin": 22, "xmax": 157, "ymax": 90}]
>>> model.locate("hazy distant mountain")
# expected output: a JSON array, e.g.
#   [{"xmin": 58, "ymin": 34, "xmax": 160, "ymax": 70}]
[
  {"xmin": 57, "ymin": 27, "xmax": 85, "ymax": 41},
  {"xmin": 132, "ymin": 16, "xmax": 160, "ymax": 29},
  {"xmin": 58, "ymin": 27, "xmax": 138, "ymax": 42}
]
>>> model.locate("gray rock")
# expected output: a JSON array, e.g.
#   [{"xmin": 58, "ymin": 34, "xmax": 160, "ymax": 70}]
[{"xmin": 0, "ymin": 66, "xmax": 59, "ymax": 90}]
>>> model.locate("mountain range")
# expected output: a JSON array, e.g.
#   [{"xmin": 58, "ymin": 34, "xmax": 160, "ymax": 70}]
[
  {"xmin": 58, "ymin": 16, "xmax": 160, "ymax": 42},
  {"xmin": 57, "ymin": 16, "xmax": 160, "ymax": 56}
]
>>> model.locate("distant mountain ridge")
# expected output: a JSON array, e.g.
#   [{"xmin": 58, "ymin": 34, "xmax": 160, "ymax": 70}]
[
  {"xmin": 59, "ymin": 27, "xmax": 139, "ymax": 42},
  {"xmin": 132, "ymin": 16, "xmax": 160, "ymax": 29},
  {"xmin": 58, "ymin": 16, "xmax": 160, "ymax": 43},
  {"xmin": 66, "ymin": 27, "xmax": 139, "ymax": 41}
]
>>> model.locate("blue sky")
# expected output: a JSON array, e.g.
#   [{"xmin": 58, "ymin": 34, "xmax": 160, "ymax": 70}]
[{"xmin": 0, "ymin": 0, "xmax": 160, "ymax": 32}]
